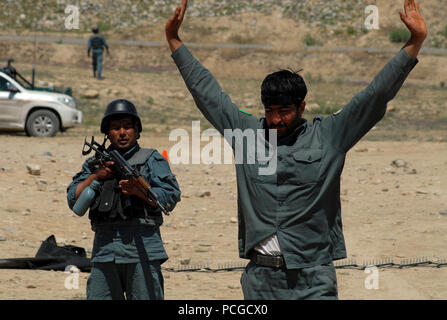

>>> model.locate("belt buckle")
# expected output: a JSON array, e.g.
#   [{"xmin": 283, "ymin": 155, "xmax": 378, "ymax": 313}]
[
  {"xmin": 273, "ymin": 256, "xmax": 283, "ymax": 268},
  {"xmin": 255, "ymin": 254, "xmax": 283, "ymax": 268}
]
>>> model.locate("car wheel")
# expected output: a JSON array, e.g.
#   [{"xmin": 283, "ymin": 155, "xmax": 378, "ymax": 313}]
[{"xmin": 26, "ymin": 110, "xmax": 60, "ymax": 137}]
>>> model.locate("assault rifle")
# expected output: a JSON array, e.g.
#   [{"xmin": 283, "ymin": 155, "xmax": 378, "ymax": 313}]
[{"xmin": 81, "ymin": 136, "xmax": 170, "ymax": 216}]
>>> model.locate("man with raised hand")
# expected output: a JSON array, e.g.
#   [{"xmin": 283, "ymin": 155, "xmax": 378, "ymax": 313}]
[{"xmin": 166, "ymin": 0, "xmax": 427, "ymax": 299}]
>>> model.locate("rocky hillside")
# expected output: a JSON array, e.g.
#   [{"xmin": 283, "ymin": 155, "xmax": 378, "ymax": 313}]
[{"xmin": 1, "ymin": 0, "xmax": 446, "ymax": 49}]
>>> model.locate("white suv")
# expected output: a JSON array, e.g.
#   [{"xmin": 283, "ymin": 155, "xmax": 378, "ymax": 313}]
[{"xmin": 0, "ymin": 68, "xmax": 82, "ymax": 137}]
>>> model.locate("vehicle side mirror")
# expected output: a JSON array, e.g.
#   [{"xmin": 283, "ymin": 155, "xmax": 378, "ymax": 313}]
[{"xmin": 7, "ymin": 82, "xmax": 19, "ymax": 93}]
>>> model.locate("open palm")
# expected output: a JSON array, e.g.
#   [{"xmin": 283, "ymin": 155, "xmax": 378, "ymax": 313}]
[{"xmin": 399, "ymin": 0, "xmax": 427, "ymax": 40}]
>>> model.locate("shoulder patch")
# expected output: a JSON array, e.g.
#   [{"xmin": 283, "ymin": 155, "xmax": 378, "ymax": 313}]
[{"xmin": 239, "ymin": 109, "xmax": 252, "ymax": 115}]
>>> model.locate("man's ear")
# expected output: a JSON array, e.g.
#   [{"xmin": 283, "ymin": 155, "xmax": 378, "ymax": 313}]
[{"xmin": 298, "ymin": 101, "xmax": 306, "ymax": 117}]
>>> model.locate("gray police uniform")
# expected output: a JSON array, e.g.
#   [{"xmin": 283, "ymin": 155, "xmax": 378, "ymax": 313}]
[
  {"xmin": 171, "ymin": 44, "xmax": 418, "ymax": 299},
  {"xmin": 88, "ymin": 34, "xmax": 108, "ymax": 77},
  {"xmin": 67, "ymin": 144, "xmax": 181, "ymax": 300}
]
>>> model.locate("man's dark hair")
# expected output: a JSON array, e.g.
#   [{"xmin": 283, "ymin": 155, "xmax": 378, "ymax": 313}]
[{"xmin": 261, "ymin": 68, "xmax": 307, "ymax": 108}]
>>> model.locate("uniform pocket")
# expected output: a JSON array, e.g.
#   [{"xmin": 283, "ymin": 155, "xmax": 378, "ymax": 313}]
[{"xmin": 289, "ymin": 148, "xmax": 323, "ymax": 184}]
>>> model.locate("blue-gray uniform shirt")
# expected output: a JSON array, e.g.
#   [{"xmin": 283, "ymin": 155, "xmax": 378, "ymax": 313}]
[
  {"xmin": 172, "ymin": 44, "xmax": 418, "ymax": 269},
  {"xmin": 88, "ymin": 34, "xmax": 109, "ymax": 54},
  {"xmin": 67, "ymin": 144, "xmax": 181, "ymax": 264}
]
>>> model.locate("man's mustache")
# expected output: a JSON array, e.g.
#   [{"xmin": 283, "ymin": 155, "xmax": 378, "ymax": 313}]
[{"xmin": 270, "ymin": 124, "xmax": 286, "ymax": 129}]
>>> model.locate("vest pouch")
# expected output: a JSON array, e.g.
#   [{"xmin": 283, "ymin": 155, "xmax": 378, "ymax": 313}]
[{"xmin": 98, "ymin": 180, "xmax": 117, "ymax": 213}]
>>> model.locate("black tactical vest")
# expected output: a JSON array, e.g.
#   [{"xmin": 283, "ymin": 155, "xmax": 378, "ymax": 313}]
[
  {"xmin": 88, "ymin": 148, "xmax": 163, "ymax": 227},
  {"xmin": 90, "ymin": 35, "xmax": 104, "ymax": 50}
]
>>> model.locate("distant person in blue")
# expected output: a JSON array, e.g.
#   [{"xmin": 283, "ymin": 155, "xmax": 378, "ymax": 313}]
[{"xmin": 88, "ymin": 25, "xmax": 110, "ymax": 80}]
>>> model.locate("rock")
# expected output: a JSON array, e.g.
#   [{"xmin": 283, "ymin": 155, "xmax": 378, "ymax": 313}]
[
  {"xmin": 186, "ymin": 275, "xmax": 193, "ymax": 280},
  {"xmin": 0, "ymin": 167, "xmax": 12, "ymax": 171},
  {"xmin": 0, "ymin": 234, "xmax": 7, "ymax": 241},
  {"xmin": 26, "ymin": 164, "xmax": 41, "ymax": 176},
  {"xmin": 384, "ymin": 167, "xmax": 396, "ymax": 174},
  {"xmin": 36, "ymin": 178, "xmax": 47, "ymax": 184},
  {"xmin": 391, "ymin": 159, "xmax": 407, "ymax": 168},
  {"xmin": 416, "ymin": 189, "xmax": 429, "ymax": 195},
  {"xmin": 180, "ymin": 258, "xmax": 191, "ymax": 265},
  {"xmin": 230, "ymin": 217, "xmax": 237, "ymax": 223},
  {"xmin": 197, "ymin": 190, "xmax": 211, "ymax": 198},
  {"xmin": 199, "ymin": 242, "xmax": 212, "ymax": 247},
  {"xmin": 82, "ymin": 89, "xmax": 99, "ymax": 99},
  {"xmin": 439, "ymin": 210, "xmax": 447, "ymax": 216}
]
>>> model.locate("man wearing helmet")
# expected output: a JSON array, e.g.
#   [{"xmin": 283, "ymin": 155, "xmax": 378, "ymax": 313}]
[
  {"xmin": 88, "ymin": 25, "xmax": 110, "ymax": 80},
  {"xmin": 67, "ymin": 99, "xmax": 181, "ymax": 300}
]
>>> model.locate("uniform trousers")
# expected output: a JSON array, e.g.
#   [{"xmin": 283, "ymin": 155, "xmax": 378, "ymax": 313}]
[
  {"xmin": 240, "ymin": 261, "xmax": 338, "ymax": 300},
  {"xmin": 87, "ymin": 260, "xmax": 164, "ymax": 300}
]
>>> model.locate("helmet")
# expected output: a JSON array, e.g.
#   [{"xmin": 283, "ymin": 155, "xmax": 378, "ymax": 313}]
[
  {"xmin": 92, "ymin": 25, "xmax": 99, "ymax": 33},
  {"xmin": 100, "ymin": 99, "xmax": 142, "ymax": 134}
]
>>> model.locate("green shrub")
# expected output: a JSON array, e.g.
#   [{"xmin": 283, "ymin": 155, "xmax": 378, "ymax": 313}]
[
  {"xmin": 303, "ymin": 34, "xmax": 321, "ymax": 46},
  {"xmin": 346, "ymin": 26, "xmax": 356, "ymax": 35},
  {"xmin": 389, "ymin": 28, "xmax": 411, "ymax": 43},
  {"xmin": 228, "ymin": 34, "xmax": 254, "ymax": 44},
  {"xmin": 442, "ymin": 26, "xmax": 447, "ymax": 38}
]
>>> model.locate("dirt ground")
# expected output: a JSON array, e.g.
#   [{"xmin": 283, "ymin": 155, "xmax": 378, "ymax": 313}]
[{"xmin": 0, "ymin": 131, "xmax": 446, "ymax": 300}]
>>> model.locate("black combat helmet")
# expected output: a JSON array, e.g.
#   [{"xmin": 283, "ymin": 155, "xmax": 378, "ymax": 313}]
[
  {"xmin": 92, "ymin": 25, "xmax": 99, "ymax": 33},
  {"xmin": 100, "ymin": 99, "xmax": 142, "ymax": 134}
]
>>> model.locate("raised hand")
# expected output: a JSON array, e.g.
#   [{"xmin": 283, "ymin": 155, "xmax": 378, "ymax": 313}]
[
  {"xmin": 399, "ymin": 0, "xmax": 427, "ymax": 58},
  {"xmin": 165, "ymin": 0, "xmax": 188, "ymax": 52},
  {"xmin": 399, "ymin": 0, "xmax": 427, "ymax": 42}
]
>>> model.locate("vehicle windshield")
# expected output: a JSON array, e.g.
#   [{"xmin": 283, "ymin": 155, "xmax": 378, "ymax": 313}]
[{"xmin": 10, "ymin": 75, "xmax": 32, "ymax": 90}]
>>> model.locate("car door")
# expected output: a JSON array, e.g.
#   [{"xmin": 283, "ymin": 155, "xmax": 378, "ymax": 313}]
[{"xmin": 0, "ymin": 74, "xmax": 27, "ymax": 129}]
